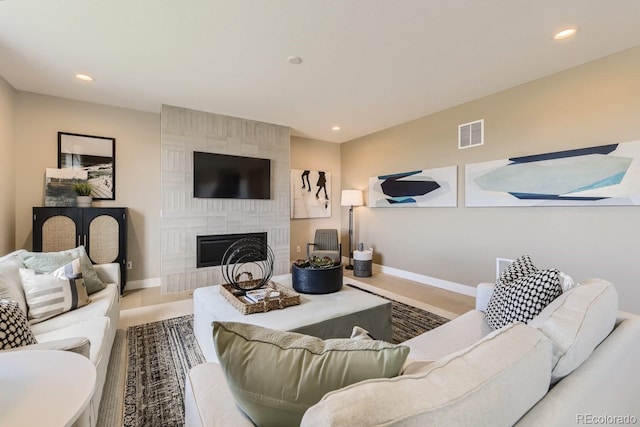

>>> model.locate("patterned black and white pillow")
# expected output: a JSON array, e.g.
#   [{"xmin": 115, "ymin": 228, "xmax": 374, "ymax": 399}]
[
  {"xmin": 486, "ymin": 269, "xmax": 563, "ymax": 330},
  {"xmin": 0, "ymin": 298, "xmax": 38, "ymax": 350},
  {"xmin": 499, "ymin": 255, "xmax": 538, "ymax": 284}
]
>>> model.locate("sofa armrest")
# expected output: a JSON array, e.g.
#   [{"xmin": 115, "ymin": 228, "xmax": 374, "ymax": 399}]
[
  {"xmin": 4, "ymin": 336, "xmax": 91, "ymax": 359},
  {"xmin": 475, "ymin": 282, "xmax": 495, "ymax": 312},
  {"xmin": 94, "ymin": 263, "xmax": 121, "ymax": 289},
  {"xmin": 185, "ymin": 362, "xmax": 255, "ymax": 427}
]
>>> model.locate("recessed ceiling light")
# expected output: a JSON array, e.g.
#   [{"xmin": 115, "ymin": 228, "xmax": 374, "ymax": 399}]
[
  {"xmin": 332, "ymin": 126, "xmax": 341, "ymax": 131},
  {"xmin": 554, "ymin": 27, "xmax": 577, "ymax": 40},
  {"xmin": 75, "ymin": 73, "xmax": 94, "ymax": 81},
  {"xmin": 287, "ymin": 56, "xmax": 302, "ymax": 65}
]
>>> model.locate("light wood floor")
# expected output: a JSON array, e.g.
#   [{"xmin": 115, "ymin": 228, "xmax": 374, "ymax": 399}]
[{"xmin": 118, "ymin": 271, "xmax": 475, "ymax": 328}]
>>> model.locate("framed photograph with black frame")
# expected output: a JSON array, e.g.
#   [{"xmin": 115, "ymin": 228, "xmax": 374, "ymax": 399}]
[{"xmin": 58, "ymin": 132, "xmax": 116, "ymax": 200}]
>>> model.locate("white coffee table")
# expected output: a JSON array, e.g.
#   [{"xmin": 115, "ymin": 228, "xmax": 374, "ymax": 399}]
[
  {"xmin": 194, "ymin": 274, "xmax": 393, "ymax": 362},
  {"xmin": 0, "ymin": 349, "xmax": 96, "ymax": 427}
]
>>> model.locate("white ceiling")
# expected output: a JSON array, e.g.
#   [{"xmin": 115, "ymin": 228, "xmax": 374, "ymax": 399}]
[{"xmin": 1, "ymin": 1, "xmax": 640, "ymax": 143}]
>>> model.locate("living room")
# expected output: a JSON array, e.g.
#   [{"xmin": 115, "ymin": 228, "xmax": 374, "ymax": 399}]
[
  {"xmin": 2, "ymin": 43, "xmax": 640, "ymax": 314},
  {"xmin": 1, "ymin": 2, "xmax": 640, "ymax": 426}
]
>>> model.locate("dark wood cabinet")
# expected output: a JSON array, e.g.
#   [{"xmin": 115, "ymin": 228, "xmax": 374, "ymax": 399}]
[{"xmin": 33, "ymin": 207, "xmax": 128, "ymax": 293}]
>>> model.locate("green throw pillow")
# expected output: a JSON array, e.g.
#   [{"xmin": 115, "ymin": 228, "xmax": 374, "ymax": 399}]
[
  {"xmin": 213, "ymin": 321, "xmax": 410, "ymax": 427},
  {"xmin": 19, "ymin": 246, "xmax": 106, "ymax": 294}
]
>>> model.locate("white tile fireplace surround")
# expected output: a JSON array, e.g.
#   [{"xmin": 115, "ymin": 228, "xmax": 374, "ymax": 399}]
[{"xmin": 161, "ymin": 105, "xmax": 291, "ymax": 293}]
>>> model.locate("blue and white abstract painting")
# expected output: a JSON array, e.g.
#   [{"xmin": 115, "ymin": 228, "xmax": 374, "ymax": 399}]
[
  {"xmin": 369, "ymin": 166, "xmax": 457, "ymax": 207},
  {"xmin": 465, "ymin": 141, "xmax": 640, "ymax": 207}
]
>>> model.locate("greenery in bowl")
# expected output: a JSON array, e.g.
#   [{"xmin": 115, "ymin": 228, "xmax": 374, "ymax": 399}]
[
  {"xmin": 293, "ymin": 256, "xmax": 340, "ymax": 269},
  {"xmin": 73, "ymin": 182, "xmax": 93, "ymax": 196}
]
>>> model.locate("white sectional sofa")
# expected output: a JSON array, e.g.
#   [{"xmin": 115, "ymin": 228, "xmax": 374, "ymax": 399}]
[
  {"xmin": 0, "ymin": 250, "xmax": 120, "ymax": 427},
  {"xmin": 184, "ymin": 278, "xmax": 640, "ymax": 427}
]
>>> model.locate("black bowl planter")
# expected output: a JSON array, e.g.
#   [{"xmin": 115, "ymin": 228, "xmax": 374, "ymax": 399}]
[{"xmin": 291, "ymin": 263, "xmax": 343, "ymax": 294}]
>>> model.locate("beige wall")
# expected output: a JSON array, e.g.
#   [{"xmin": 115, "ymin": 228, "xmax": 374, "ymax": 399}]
[
  {"xmin": 14, "ymin": 92, "xmax": 161, "ymax": 283},
  {"xmin": 290, "ymin": 137, "xmax": 342, "ymax": 260},
  {"xmin": 341, "ymin": 46, "xmax": 640, "ymax": 313},
  {"xmin": 0, "ymin": 76, "xmax": 16, "ymax": 254}
]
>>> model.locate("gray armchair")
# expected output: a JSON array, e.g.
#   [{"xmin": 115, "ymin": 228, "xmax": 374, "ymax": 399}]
[{"xmin": 306, "ymin": 229, "xmax": 341, "ymax": 263}]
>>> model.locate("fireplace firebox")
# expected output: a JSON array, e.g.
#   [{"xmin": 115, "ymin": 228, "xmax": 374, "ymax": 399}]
[{"xmin": 196, "ymin": 232, "xmax": 267, "ymax": 268}]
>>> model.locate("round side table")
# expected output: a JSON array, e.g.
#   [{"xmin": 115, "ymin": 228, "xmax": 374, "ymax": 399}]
[
  {"xmin": 0, "ymin": 349, "xmax": 96, "ymax": 427},
  {"xmin": 353, "ymin": 249, "xmax": 373, "ymax": 277}
]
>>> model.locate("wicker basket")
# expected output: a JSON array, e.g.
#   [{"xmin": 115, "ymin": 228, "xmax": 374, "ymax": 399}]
[{"xmin": 219, "ymin": 281, "xmax": 300, "ymax": 315}]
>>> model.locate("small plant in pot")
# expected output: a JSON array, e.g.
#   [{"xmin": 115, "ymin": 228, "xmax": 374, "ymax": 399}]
[
  {"xmin": 292, "ymin": 256, "xmax": 343, "ymax": 294},
  {"xmin": 73, "ymin": 182, "xmax": 93, "ymax": 208}
]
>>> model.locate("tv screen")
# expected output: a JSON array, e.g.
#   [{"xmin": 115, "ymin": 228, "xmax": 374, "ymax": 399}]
[{"xmin": 193, "ymin": 151, "xmax": 271, "ymax": 199}]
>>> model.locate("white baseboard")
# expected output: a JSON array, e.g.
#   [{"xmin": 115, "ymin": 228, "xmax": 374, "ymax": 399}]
[
  {"xmin": 125, "ymin": 277, "xmax": 161, "ymax": 290},
  {"xmin": 134, "ymin": 264, "xmax": 477, "ymax": 297},
  {"xmin": 343, "ymin": 256, "xmax": 476, "ymax": 297}
]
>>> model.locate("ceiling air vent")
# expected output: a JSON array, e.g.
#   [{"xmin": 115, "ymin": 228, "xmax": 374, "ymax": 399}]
[{"xmin": 458, "ymin": 119, "xmax": 484, "ymax": 149}]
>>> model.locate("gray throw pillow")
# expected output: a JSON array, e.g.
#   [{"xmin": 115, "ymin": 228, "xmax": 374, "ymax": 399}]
[{"xmin": 19, "ymin": 246, "xmax": 105, "ymax": 294}]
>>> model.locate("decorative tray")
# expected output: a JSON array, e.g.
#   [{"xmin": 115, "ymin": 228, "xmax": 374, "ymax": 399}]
[{"xmin": 219, "ymin": 281, "xmax": 300, "ymax": 315}]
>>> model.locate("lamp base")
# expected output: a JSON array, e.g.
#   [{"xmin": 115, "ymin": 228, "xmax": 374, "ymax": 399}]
[{"xmin": 345, "ymin": 265, "xmax": 354, "ymax": 270}]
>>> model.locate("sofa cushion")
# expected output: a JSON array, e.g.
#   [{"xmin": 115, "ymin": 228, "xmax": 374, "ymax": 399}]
[
  {"xmin": 19, "ymin": 246, "xmax": 106, "ymax": 294},
  {"xmin": 0, "ymin": 254, "xmax": 28, "ymax": 314},
  {"xmin": 185, "ymin": 362, "xmax": 256, "ymax": 427},
  {"xmin": 485, "ymin": 269, "xmax": 563, "ymax": 329},
  {"xmin": 35, "ymin": 316, "xmax": 109, "ymax": 366},
  {"xmin": 19, "ymin": 259, "xmax": 91, "ymax": 324},
  {"xmin": 213, "ymin": 321, "xmax": 410, "ymax": 427},
  {"xmin": 528, "ymin": 278, "xmax": 618, "ymax": 383},
  {"xmin": 0, "ymin": 298, "xmax": 38, "ymax": 350},
  {"xmin": 403, "ymin": 309, "xmax": 493, "ymax": 360},
  {"xmin": 302, "ymin": 323, "xmax": 553, "ymax": 427}
]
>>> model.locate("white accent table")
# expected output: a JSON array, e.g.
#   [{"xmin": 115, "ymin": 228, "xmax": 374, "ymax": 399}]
[
  {"xmin": 194, "ymin": 274, "xmax": 392, "ymax": 362},
  {"xmin": 0, "ymin": 350, "xmax": 96, "ymax": 427},
  {"xmin": 353, "ymin": 249, "xmax": 373, "ymax": 277}
]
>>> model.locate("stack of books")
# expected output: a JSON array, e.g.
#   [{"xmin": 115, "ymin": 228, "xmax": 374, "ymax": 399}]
[{"xmin": 243, "ymin": 289, "xmax": 281, "ymax": 304}]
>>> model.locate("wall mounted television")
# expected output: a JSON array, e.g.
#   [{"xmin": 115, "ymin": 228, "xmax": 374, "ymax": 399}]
[{"xmin": 193, "ymin": 151, "xmax": 271, "ymax": 200}]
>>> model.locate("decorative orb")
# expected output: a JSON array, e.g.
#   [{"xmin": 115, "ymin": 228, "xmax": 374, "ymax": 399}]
[{"xmin": 221, "ymin": 237, "xmax": 274, "ymax": 292}]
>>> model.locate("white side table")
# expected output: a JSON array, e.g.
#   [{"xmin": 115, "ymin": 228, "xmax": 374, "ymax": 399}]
[
  {"xmin": 353, "ymin": 249, "xmax": 373, "ymax": 277},
  {"xmin": 0, "ymin": 349, "xmax": 96, "ymax": 427}
]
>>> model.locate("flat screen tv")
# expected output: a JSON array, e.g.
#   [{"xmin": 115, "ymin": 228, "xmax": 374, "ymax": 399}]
[{"xmin": 193, "ymin": 151, "xmax": 271, "ymax": 200}]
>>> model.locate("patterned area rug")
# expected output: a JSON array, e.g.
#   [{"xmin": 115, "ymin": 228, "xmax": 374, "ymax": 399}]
[
  {"xmin": 124, "ymin": 315, "xmax": 205, "ymax": 427},
  {"xmin": 123, "ymin": 290, "xmax": 449, "ymax": 426}
]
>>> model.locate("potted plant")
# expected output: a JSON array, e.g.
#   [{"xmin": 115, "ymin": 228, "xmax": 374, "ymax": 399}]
[
  {"xmin": 73, "ymin": 182, "xmax": 93, "ymax": 208},
  {"xmin": 291, "ymin": 256, "xmax": 343, "ymax": 294}
]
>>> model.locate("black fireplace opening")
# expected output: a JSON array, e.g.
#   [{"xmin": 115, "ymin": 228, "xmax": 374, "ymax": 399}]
[{"xmin": 197, "ymin": 232, "xmax": 267, "ymax": 268}]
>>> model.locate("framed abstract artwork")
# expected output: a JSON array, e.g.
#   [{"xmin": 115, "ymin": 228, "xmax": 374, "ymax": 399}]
[
  {"xmin": 58, "ymin": 132, "xmax": 116, "ymax": 200},
  {"xmin": 368, "ymin": 166, "xmax": 457, "ymax": 207},
  {"xmin": 290, "ymin": 169, "xmax": 332, "ymax": 218},
  {"xmin": 465, "ymin": 141, "xmax": 640, "ymax": 207}
]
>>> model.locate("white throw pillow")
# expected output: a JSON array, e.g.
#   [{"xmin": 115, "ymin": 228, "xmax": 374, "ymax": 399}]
[
  {"xmin": 0, "ymin": 255, "xmax": 28, "ymax": 314},
  {"xmin": 19, "ymin": 258, "xmax": 91, "ymax": 324},
  {"xmin": 528, "ymin": 278, "xmax": 618, "ymax": 383}
]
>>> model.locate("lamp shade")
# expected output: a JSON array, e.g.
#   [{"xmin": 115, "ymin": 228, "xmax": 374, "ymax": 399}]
[{"xmin": 341, "ymin": 189, "xmax": 363, "ymax": 207}]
